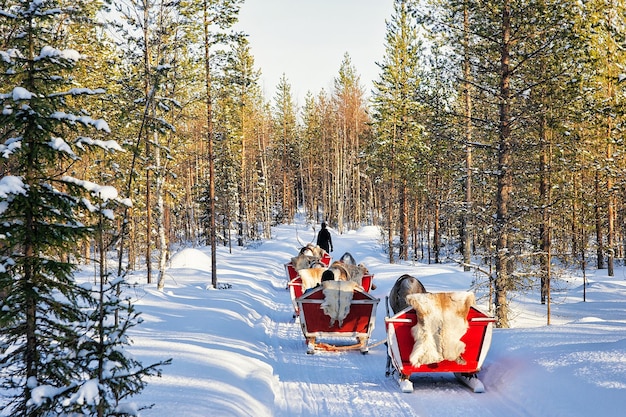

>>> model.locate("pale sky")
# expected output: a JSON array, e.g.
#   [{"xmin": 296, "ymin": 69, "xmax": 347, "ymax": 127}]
[{"xmin": 236, "ymin": 0, "xmax": 395, "ymax": 105}]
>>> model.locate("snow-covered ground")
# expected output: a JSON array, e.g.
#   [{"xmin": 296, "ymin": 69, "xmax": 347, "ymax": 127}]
[{"xmin": 116, "ymin": 222, "xmax": 626, "ymax": 416}]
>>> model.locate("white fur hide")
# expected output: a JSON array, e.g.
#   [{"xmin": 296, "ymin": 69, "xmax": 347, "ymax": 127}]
[
  {"xmin": 320, "ymin": 280, "xmax": 358, "ymax": 326},
  {"xmin": 406, "ymin": 292, "xmax": 475, "ymax": 367}
]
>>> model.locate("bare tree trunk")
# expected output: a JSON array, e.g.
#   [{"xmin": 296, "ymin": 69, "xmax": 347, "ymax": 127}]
[
  {"xmin": 571, "ymin": 173, "xmax": 578, "ymax": 260},
  {"xmin": 388, "ymin": 178, "xmax": 395, "ymax": 264},
  {"xmin": 494, "ymin": 0, "xmax": 512, "ymax": 328},
  {"xmin": 203, "ymin": 0, "xmax": 217, "ymax": 288},
  {"xmin": 606, "ymin": 126, "xmax": 615, "ymax": 276},
  {"xmin": 604, "ymin": 8, "xmax": 617, "ymax": 275},
  {"xmin": 259, "ymin": 118, "xmax": 272, "ymax": 239},
  {"xmin": 412, "ymin": 202, "xmax": 418, "ymax": 260},
  {"xmin": 424, "ymin": 214, "xmax": 432, "ymax": 265},
  {"xmin": 84, "ymin": 239, "xmax": 91, "ymax": 264},
  {"xmin": 539, "ymin": 114, "xmax": 551, "ymax": 307},
  {"xmin": 156, "ymin": 131, "xmax": 169, "ymax": 291},
  {"xmin": 433, "ymin": 191, "xmax": 440, "ymax": 264},
  {"xmin": 282, "ymin": 148, "xmax": 288, "ymax": 220},
  {"xmin": 238, "ymin": 95, "xmax": 247, "ymax": 246},
  {"xmin": 145, "ymin": 166, "xmax": 152, "ymax": 283},
  {"xmin": 186, "ymin": 164, "xmax": 196, "ymax": 243},
  {"xmin": 143, "ymin": 1, "xmax": 152, "ymax": 284},
  {"xmin": 462, "ymin": 2, "xmax": 473, "ymax": 271},
  {"xmin": 354, "ymin": 114, "xmax": 362, "ymax": 226},
  {"xmin": 400, "ymin": 180, "xmax": 409, "ymax": 260},
  {"xmin": 128, "ymin": 218, "xmax": 136, "ymax": 270},
  {"xmin": 595, "ymin": 170, "xmax": 605, "ymax": 269},
  {"xmin": 337, "ymin": 118, "xmax": 346, "ymax": 232}
]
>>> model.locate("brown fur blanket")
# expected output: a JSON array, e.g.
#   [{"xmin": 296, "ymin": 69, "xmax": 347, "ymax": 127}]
[
  {"xmin": 406, "ymin": 292, "xmax": 475, "ymax": 367},
  {"xmin": 298, "ymin": 267, "xmax": 326, "ymax": 291}
]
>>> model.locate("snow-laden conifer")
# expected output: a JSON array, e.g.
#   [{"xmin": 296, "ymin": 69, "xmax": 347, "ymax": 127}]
[{"xmin": 0, "ymin": 1, "xmax": 168, "ymax": 416}]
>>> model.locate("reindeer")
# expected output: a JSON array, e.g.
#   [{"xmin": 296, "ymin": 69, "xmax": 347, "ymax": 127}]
[{"xmin": 388, "ymin": 274, "xmax": 427, "ymax": 314}]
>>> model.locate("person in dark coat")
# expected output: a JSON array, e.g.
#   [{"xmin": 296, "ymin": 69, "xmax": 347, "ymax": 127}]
[{"xmin": 316, "ymin": 222, "xmax": 333, "ymax": 253}]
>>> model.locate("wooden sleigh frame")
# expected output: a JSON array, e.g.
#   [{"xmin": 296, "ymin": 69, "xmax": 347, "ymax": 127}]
[
  {"xmin": 385, "ymin": 299, "xmax": 496, "ymax": 393},
  {"xmin": 296, "ymin": 285, "xmax": 379, "ymax": 354}
]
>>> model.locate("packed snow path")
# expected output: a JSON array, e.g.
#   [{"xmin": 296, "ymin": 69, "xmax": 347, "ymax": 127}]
[{"xmin": 119, "ymin": 224, "xmax": 626, "ymax": 417}]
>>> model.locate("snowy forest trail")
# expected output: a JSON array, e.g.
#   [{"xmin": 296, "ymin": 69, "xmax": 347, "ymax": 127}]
[
  {"xmin": 226, "ymin": 227, "xmax": 424, "ymax": 416},
  {"xmin": 122, "ymin": 223, "xmax": 626, "ymax": 417},
  {"xmin": 248, "ymin": 225, "xmax": 485, "ymax": 416}
]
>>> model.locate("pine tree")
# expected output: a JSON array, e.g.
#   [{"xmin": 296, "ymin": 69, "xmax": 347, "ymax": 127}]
[
  {"xmin": 332, "ymin": 53, "xmax": 370, "ymax": 232},
  {"xmin": 68, "ymin": 194, "xmax": 170, "ymax": 417},
  {"xmin": 578, "ymin": 0, "xmax": 626, "ymax": 276},
  {"xmin": 0, "ymin": 1, "xmax": 167, "ymax": 415},
  {"xmin": 300, "ymin": 89, "xmax": 336, "ymax": 224},
  {"xmin": 273, "ymin": 74, "xmax": 299, "ymax": 222},
  {"xmin": 218, "ymin": 39, "xmax": 262, "ymax": 246},
  {"xmin": 421, "ymin": 0, "xmax": 589, "ymax": 326},
  {"xmin": 370, "ymin": 0, "xmax": 427, "ymax": 262},
  {"xmin": 300, "ymin": 91, "xmax": 323, "ymax": 220},
  {"xmin": 192, "ymin": 0, "xmax": 244, "ymax": 287}
]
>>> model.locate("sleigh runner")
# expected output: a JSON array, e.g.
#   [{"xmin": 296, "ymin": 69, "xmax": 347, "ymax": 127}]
[
  {"xmin": 296, "ymin": 281, "xmax": 379, "ymax": 354},
  {"xmin": 385, "ymin": 292, "xmax": 496, "ymax": 393}
]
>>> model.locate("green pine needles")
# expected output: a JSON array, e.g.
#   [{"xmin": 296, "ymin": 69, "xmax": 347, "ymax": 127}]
[{"xmin": 0, "ymin": 1, "xmax": 168, "ymax": 416}]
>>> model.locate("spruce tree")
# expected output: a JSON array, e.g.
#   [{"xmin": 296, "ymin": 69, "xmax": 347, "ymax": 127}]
[
  {"xmin": 76, "ymin": 198, "xmax": 170, "ymax": 417},
  {"xmin": 0, "ymin": 1, "xmax": 167, "ymax": 415}
]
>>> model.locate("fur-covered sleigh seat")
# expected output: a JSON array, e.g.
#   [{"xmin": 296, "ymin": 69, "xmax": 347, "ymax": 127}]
[
  {"xmin": 320, "ymin": 280, "xmax": 359, "ymax": 326},
  {"xmin": 298, "ymin": 267, "xmax": 326, "ymax": 291},
  {"xmin": 405, "ymin": 292, "xmax": 475, "ymax": 368}
]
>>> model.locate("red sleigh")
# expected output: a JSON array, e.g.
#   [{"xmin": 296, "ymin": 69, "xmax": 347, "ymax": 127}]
[
  {"xmin": 296, "ymin": 284, "xmax": 379, "ymax": 354},
  {"xmin": 385, "ymin": 300, "xmax": 495, "ymax": 393}
]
